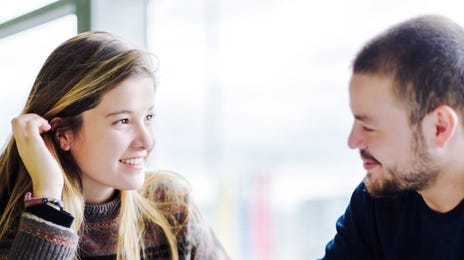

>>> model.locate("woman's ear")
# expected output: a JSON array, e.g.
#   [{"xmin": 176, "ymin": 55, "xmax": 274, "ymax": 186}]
[
  {"xmin": 428, "ymin": 105, "xmax": 458, "ymax": 148},
  {"xmin": 50, "ymin": 117, "xmax": 73, "ymax": 151}
]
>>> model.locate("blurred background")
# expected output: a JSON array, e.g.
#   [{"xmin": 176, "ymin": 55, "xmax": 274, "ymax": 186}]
[{"xmin": 1, "ymin": 1, "xmax": 464, "ymax": 259}]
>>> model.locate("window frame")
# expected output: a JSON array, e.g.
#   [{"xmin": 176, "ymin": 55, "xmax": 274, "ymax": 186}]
[{"xmin": 0, "ymin": 0, "xmax": 90, "ymax": 39}]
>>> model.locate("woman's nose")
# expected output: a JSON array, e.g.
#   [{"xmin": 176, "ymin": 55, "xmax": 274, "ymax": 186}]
[{"xmin": 134, "ymin": 123, "xmax": 154, "ymax": 150}]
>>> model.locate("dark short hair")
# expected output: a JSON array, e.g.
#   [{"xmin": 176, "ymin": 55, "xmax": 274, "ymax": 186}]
[{"xmin": 353, "ymin": 15, "xmax": 464, "ymax": 124}]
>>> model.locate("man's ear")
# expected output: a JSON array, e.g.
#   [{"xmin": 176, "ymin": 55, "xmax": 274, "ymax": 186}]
[
  {"xmin": 49, "ymin": 117, "xmax": 74, "ymax": 151},
  {"xmin": 427, "ymin": 105, "xmax": 458, "ymax": 148}
]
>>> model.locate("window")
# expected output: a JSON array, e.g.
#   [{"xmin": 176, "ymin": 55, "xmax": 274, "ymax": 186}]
[
  {"xmin": 0, "ymin": 1, "xmax": 58, "ymax": 24},
  {"xmin": 147, "ymin": 0, "xmax": 464, "ymax": 259},
  {"xmin": 0, "ymin": 0, "xmax": 90, "ymax": 146},
  {"xmin": 0, "ymin": 6, "xmax": 78, "ymax": 146}
]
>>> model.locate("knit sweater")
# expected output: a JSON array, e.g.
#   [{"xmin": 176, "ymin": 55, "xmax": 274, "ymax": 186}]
[{"xmin": 0, "ymin": 172, "xmax": 229, "ymax": 259}]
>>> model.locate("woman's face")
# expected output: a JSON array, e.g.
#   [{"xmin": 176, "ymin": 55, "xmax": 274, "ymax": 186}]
[{"xmin": 67, "ymin": 75, "xmax": 155, "ymax": 203}]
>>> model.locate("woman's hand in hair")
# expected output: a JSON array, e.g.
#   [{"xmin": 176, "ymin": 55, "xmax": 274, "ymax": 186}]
[{"xmin": 11, "ymin": 113, "xmax": 64, "ymax": 200}]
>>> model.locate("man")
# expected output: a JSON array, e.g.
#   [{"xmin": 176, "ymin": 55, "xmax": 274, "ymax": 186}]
[{"xmin": 323, "ymin": 15, "xmax": 464, "ymax": 259}]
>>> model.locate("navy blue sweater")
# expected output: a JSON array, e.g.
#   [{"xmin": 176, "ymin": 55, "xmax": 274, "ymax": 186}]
[{"xmin": 323, "ymin": 182, "xmax": 464, "ymax": 260}]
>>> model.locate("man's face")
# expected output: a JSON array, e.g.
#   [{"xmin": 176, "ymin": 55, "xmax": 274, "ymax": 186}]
[{"xmin": 347, "ymin": 73, "xmax": 439, "ymax": 197}]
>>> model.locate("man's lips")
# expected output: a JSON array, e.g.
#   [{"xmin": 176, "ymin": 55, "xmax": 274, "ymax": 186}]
[
  {"xmin": 363, "ymin": 160, "xmax": 378, "ymax": 170},
  {"xmin": 360, "ymin": 150, "xmax": 380, "ymax": 170}
]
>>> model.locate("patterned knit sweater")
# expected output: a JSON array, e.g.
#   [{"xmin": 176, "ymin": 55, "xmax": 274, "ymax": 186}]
[{"xmin": 0, "ymin": 172, "xmax": 229, "ymax": 259}]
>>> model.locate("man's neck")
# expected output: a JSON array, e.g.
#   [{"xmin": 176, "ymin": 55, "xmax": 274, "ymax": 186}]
[{"xmin": 418, "ymin": 172, "xmax": 464, "ymax": 213}]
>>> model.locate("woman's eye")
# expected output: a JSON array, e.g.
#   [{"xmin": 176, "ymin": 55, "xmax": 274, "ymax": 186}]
[
  {"xmin": 116, "ymin": 118, "xmax": 129, "ymax": 124},
  {"xmin": 145, "ymin": 114, "xmax": 155, "ymax": 121}
]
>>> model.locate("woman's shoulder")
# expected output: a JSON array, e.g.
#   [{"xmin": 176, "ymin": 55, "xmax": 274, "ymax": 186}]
[
  {"xmin": 141, "ymin": 169, "xmax": 192, "ymax": 204},
  {"xmin": 140, "ymin": 170, "xmax": 194, "ymax": 228}
]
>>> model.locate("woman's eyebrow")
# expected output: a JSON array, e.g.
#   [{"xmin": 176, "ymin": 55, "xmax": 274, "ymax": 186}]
[
  {"xmin": 105, "ymin": 106, "xmax": 154, "ymax": 117},
  {"xmin": 105, "ymin": 110, "xmax": 133, "ymax": 118}
]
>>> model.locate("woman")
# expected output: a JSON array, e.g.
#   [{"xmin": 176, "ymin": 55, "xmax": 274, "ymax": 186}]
[{"xmin": 0, "ymin": 31, "xmax": 229, "ymax": 259}]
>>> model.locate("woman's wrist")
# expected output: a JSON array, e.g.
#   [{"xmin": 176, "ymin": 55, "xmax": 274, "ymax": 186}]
[
  {"xmin": 32, "ymin": 190, "xmax": 62, "ymax": 200},
  {"xmin": 32, "ymin": 182, "xmax": 63, "ymax": 199},
  {"xmin": 24, "ymin": 192, "xmax": 64, "ymax": 211}
]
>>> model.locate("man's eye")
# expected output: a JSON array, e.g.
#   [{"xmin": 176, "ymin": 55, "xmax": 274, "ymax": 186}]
[{"xmin": 362, "ymin": 126, "xmax": 374, "ymax": 132}]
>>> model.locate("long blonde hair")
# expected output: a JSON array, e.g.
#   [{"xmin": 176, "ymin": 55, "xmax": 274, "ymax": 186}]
[{"xmin": 0, "ymin": 31, "xmax": 179, "ymax": 259}]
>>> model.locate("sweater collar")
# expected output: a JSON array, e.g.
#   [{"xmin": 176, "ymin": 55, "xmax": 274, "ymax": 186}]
[{"xmin": 84, "ymin": 191, "xmax": 121, "ymax": 221}]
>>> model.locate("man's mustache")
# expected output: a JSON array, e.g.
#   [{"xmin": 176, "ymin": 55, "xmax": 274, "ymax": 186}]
[{"xmin": 360, "ymin": 149, "xmax": 380, "ymax": 164}]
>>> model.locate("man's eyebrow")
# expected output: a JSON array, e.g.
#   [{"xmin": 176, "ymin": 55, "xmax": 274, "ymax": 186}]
[{"xmin": 354, "ymin": 114, "xmax": 373, "ymax": 123}]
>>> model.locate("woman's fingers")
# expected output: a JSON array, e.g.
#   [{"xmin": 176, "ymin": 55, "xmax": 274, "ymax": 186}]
[
  {"xmin": 12, "ymin": 114, "xmax": 51, "ymax": 142},
  {"xmin": 11, "ymin": 113, "xmax": 64, "ymax": 198}
]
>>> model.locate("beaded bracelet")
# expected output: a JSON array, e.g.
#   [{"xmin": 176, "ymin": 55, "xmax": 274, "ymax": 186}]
[{"xmin": 24, "ymin": 192, "xmax": 64, "ymax": 211}]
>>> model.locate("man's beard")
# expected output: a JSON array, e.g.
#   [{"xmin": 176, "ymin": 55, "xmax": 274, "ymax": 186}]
[{"xmin": 363, "ymin": 127, "xmax": 439, "ymax": 197}]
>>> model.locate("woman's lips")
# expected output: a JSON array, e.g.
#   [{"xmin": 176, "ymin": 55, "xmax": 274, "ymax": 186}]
[{"xmin": 119, "ymin": 157, "xmax": 145, "ymax": 169}]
